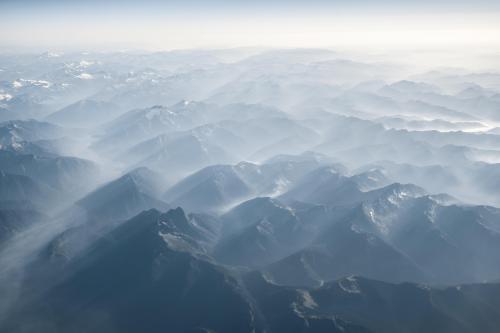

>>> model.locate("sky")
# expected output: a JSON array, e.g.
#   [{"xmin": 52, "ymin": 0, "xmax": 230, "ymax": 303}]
[{"xmin": 1, "ymin": 0, "xmax": 500, "ymax": 51}]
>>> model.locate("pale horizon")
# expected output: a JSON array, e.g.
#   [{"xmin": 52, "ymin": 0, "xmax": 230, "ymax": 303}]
[{"xmin": 2, "ymin": 0, "xmax": 500, "ymax": 52}]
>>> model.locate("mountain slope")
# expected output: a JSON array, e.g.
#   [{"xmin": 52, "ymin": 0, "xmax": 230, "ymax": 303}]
[
  {"xmin": 46, "ymin": 99, "xmax": 122, "ymax": 127},
  {"xmin": 76, "ymin": 167, "xmax": 169, "ymax": 222},
  {"xmin": 0, "ymin": 171, "xmax": 58, "ymax": 208},
  {"xmin": 263, "ymin": 209, "xmax": 428, "ymax": 287},
  {"xmin": 0, "ymin": 206, "xmax": 46, "ymax": 243},
  {"xmin": 164, "ymin": 165, "xmax": 252, "ymax": 213},
  {"xmin": 2, "ymin": 209, "xmax": 257, "ymax": 333},
  {"xmin": 0, "ymin": 150, "xmax": 99, "ymax": 203}
]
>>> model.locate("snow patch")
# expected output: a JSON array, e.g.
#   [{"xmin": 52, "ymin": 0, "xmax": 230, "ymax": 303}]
[
  {"xmin": 298, "ymin": 290, "xmax": 318, "ymax": 309},
  {"xmin": 16, "ymin": 79, "xmax": 51, "ymax": 88},
  {"xmin": 0, "ymin": 93, "xmax": 13, "ymax": 101},
  {"xmin": 79, "ymin": 60, "xmax": 94, "ymax": 68},
  {"xmin": 77, "ymin": 73, "xmax": 94, "ymax": 80},
  {"xmin": 338, "ymin": 276, "xmax": 361, "ymax": 294}
]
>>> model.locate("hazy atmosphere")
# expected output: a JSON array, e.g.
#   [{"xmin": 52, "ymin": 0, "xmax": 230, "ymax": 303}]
[
  {"xmin": 1, "ymin": 1, "xmax": 500, "ymax": 332},
  {"xmin": 2, "ymin": 0, "xmax": 500, "ymax": 51}
]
